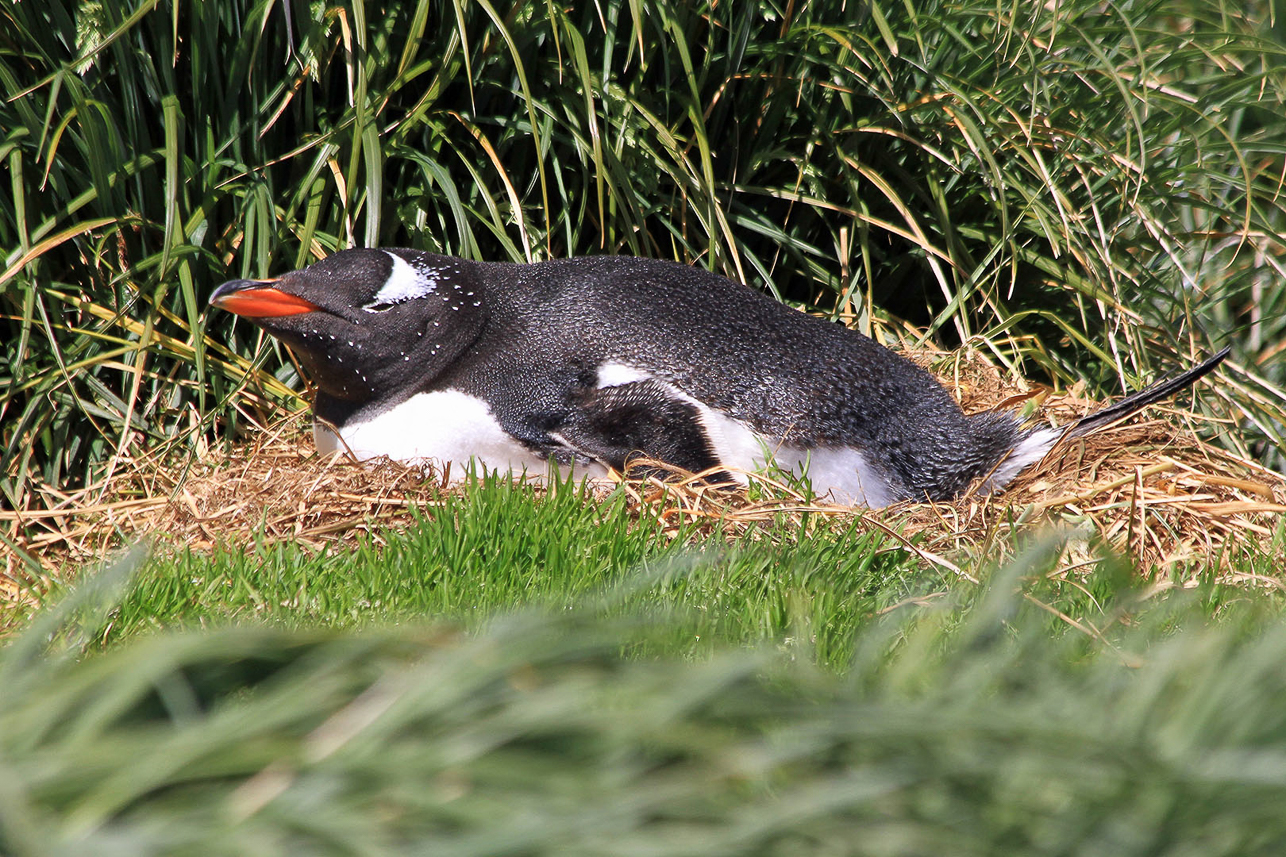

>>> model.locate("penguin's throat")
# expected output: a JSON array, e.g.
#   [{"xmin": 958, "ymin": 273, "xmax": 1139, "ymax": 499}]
[{"xmin": 289, "ymin": 346, "xmax": 378, "ymax": 403}]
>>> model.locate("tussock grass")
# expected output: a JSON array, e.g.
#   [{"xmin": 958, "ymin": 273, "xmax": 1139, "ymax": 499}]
[
  {"xmin": 6, "ymin": 547, "xmax": 1286, "ymax": 855},
  {"xmin": 2, "ymin": 0, "xmax": 1284, "ymax": 526},
  {"xmin": 93, "ymin": 483, "xmax": 910, "ymax": 667}
]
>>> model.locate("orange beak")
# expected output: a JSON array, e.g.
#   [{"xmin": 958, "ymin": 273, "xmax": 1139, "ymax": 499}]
[{"xmin": 209, "ymin": 280, "xmax": 320, "ymax": 318}]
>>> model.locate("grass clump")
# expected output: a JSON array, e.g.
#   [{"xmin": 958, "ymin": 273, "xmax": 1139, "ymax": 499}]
[
  {"xmin": 99, "ymin": 473, "xmax": 917, "ymax": 668},
  {"xmin": 7, "ymin": 407, "xmax": 1281, "ymax": 636}
]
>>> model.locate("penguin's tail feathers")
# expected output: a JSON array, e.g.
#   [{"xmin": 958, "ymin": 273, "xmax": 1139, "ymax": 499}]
[
  {"xmin": 1063, "ymin": 346, "xmax": 1231, "ymax": 440},
  {"xmin": 970, "ymin": 346, "xmax": 1230, "ymax": 497}
]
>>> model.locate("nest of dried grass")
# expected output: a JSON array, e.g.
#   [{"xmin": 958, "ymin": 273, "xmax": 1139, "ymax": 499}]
[
  {"xmin": 4, "ymin": 350, "xmax": 1283, "ymax": 614},
  {"xmin": 627, "ymin": 350, "xmax": 1286, "ymax": 585}
]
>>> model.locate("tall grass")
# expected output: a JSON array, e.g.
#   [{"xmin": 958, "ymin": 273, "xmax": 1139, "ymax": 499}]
[{"xmin": 2, "ymin": 0, "xmax": 1284, "ymax": 510}]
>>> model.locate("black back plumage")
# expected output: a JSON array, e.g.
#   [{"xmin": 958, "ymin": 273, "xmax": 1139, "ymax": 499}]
[{"xmin": 455, "ymin": 255, "xmax": 1027, "ymax": 499}]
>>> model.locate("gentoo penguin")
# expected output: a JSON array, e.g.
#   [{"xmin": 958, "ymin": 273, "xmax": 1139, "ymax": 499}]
[{"xmin": 209, "ymin": 248, "xmax": 1229, "ymax": 507}]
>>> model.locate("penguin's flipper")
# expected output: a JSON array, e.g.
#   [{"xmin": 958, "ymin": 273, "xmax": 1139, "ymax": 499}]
[
  {"xmin": 1065, "ymin": 347, "xmax": 1231, "ymax": 439},
  {"xmin": 556, "ymin": 380, "xmax": 731, "ymax": 481}
]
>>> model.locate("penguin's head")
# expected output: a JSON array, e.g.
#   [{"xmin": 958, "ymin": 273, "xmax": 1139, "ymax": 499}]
[{"xmin": 209, "ymin": 248, "xmax": 486, "ymax": 403}]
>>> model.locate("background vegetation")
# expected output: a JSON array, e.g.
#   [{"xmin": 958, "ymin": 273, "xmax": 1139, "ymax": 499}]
[{"xmin": 2, "ymin": 0, "xmax": 1284, "ymax": 511}]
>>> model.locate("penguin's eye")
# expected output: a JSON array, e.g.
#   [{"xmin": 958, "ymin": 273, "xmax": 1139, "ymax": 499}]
[{"xmin": 362, "ymin": 300, "xmax": 398, "ymax": 313}]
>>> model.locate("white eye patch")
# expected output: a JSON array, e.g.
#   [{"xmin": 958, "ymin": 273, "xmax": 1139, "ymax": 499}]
[{"xmin": 363, "ymin": 251, "xmax": 440, "ymax": 312}]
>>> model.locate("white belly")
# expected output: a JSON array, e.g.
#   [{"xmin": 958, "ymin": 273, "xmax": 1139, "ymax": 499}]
[
  {"xmin": 595, "ymin": 362, "xmax": 898, "ymax": 507},
  {"xmin": 314, "ymin": 389, "xmax": 609, "ymax": 483},
  {"xmin": 709, "ymin": 419, "xmax": 897, "ymax": 507},
  {"xmin": 758, "ymin": 443, "xmax": 898, "ymax": 507},
  {"xmin": 313, "ymin": 375, "xmax": 902, "ymax": 506}
]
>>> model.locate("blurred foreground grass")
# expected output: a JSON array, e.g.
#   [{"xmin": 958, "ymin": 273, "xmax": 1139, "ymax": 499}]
[{"xmin": 5, "ymin": 538, "xmax": 1286, "ymax": 855}]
